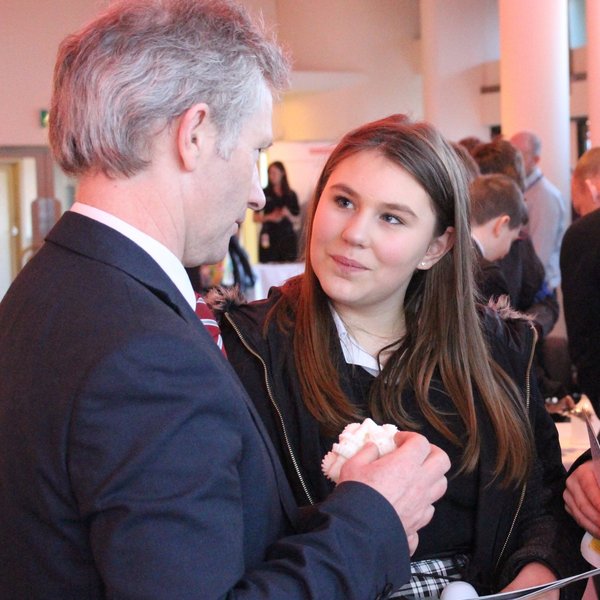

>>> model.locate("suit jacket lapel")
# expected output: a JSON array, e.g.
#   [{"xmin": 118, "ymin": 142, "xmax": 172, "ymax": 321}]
[{"xmin": 47, "ymin": 211, "xmax": 196, "ymax": 322}]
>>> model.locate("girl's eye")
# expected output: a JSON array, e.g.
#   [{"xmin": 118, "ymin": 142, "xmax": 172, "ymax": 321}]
[
  {"xmin": 382, "ymin": 213, "xmax": 403, "ymax": 225},
  {"xmin": 334, "ymin": 195, "xmax": 353, "ymax": 209}
]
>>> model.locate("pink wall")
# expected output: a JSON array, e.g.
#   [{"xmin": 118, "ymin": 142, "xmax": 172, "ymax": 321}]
[
  {"xmin": 0, "ymin": 0, "xmax": 422, "ymax": 146},
  {"xmin": 276, "ymin": 0, "xmax": 423, "ymax": 142},
  {"xmin": 0, "ymin": 0, "xmax": 103, "ymax": 145}
]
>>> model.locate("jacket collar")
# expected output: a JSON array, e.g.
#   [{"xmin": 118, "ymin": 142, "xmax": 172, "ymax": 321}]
[{"xmin": 46, "ymin": 211, "xmax": 198, "ymax": 327}]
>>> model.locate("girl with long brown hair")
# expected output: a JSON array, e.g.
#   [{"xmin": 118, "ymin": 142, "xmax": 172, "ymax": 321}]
[{"xmin": 218, "ymin": 115, "xmax": 585, "ymax": 599}]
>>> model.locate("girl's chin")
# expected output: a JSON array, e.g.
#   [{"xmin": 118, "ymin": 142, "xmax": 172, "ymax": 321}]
[{"xmin": 323, "ymin": 287, "xmax": 363, "ymax": 308}]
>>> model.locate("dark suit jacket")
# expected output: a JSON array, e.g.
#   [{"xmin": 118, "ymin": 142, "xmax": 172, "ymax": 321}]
[
  {"xmin": 561, "ymin": 209, "xmax": 600, "ymax": 414},
  {"xmin": 0, "ymin": 212, "xmax": 407, "ymax": 599}
]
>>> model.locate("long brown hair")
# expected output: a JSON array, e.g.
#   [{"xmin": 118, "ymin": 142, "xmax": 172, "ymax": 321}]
[
  {"xmin": 265, "ymin": 161, "xmax": 291, "ymax": 195},
  {"xmin": 274, "ymin": 115, "xmax": 533, "ymax": 487}
]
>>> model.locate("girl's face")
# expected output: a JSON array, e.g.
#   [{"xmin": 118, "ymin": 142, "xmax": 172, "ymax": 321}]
[
  {"xmin": 310, "ymin": 150, "xmax": 454, "ymax": 317},
  {"xmin": 268, "ymin": 165, "xmax": 284, "ymax": 186}
]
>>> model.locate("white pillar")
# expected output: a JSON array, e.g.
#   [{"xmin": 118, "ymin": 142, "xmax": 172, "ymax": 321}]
[
  {"xmin": 499, "ymin": 0, "xmax": 571, "ymax": 203},
  {"xmin": 420, "ymin": 0, "xmax": 491, "ymax": 142},
  {"xmin": 587, "ymin": 0, "xmax": 600, "ymax": 147}
]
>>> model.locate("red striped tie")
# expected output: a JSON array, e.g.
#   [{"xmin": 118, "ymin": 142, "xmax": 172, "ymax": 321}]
[{"xmin": 194, "ymin": 293, "xmax": 227, "ymax": 357}]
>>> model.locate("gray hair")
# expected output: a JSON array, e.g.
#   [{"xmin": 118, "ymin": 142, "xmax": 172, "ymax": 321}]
[
  {"xmin": 49, "ymin": 0, "xmax": 290, "ymax": 177},
  {"xmin": 528, "ymin": 132, "xmax": 542, "ymax": 158},
  {"xmin": 517, "ymin": 131, "xmax": 542, "ymax": 158}
]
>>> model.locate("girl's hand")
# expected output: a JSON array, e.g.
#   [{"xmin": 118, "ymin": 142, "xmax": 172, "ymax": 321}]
[
  {"xmin": 501, "ymin": 563, "xmax": 558, "ymax": 600},
  {"xmin": 565, "ymin": 460, "xmax": 600, "ymax": 538}
]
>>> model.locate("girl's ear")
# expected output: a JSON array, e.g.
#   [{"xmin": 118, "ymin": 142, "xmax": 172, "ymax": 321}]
[{"xmin": 419, "ymin": 226, "xmax": 455, "ymax": 270}]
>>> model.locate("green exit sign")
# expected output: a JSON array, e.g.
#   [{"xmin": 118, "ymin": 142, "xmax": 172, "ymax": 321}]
[{"xmin": 40, "ymin": 110, "xmax": 49, "ymax": 128}]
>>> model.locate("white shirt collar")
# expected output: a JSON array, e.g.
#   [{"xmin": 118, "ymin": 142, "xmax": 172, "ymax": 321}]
[
  {"xmin": 70, "ymin": 202, "xmax": 196, "ymax": 311},
  {"xmin": 525, "ymin": 166, "xmax": 543, "ymax": 189},
  {"xmin": 471, "ymin": 234, "xmax": 485, "ymax": 258},
  {"xmin": 330, "ymin": 305, "xmax": 381, "ymax": 376}
]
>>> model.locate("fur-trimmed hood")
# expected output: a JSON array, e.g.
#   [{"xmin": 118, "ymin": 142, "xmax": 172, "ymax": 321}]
[{"xmin": 205, "ymin": 285, "xmax": 247, "ymax": 316}]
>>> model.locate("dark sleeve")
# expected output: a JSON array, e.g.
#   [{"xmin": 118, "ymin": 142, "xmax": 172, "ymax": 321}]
[
  {"xmin": 476, "ymin": 260, "xmax": 511, "ymax": 302},
  {"xmin": 287, "ymin": 191, "xmax": 300, "ymax": 216},
  {"xmin": 515, "ymin": 237, "xmax": 546, "ymax": 311},
  {"xmin": 528, "ymin": 293, "xmax": 559, "ymax": 339},
  {"xmin": 498, "ymin": 369, "xmax": 588, "ymax": 599},
  {"xmin": 483, "ymin": 314, "xmax": 588, "ymax": 597},
  {"xmin": 265, "ymin": 482, "xmax": 410, "ymax": 598},
  {"xmin": 496, "ymin": 237, "xmax": 544, "ymax": 311},
  {"xmin": 71, "ymin": 331, "xmax": 409, "ymax": 599},
  {"xmin": 262, "ymin": 190, "xmax": 275, "ymax": 215}
]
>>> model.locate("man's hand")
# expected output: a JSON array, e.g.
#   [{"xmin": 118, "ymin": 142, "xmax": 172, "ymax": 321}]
[
  {"xmin": 338, "ymin": 431, "xmax": 450, "ymax": 555},
  {"xmin": 565, "ymin": 460, "xmax": 600, "ymax": 537}
]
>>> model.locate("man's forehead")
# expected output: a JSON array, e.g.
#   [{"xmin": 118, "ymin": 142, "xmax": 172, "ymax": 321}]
[{"xmin": 249, "ymin": 92, "xmax": 274, "ymax": 145}]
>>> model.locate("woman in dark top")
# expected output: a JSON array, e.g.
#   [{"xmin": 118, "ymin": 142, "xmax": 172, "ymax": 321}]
[
  {"xmin": 217, "ymin": 116, "xmax": 586, "ymax": 599},
  {"xmin": 255, "ymin": 161, "xmax": 300, "ymax": 262}
]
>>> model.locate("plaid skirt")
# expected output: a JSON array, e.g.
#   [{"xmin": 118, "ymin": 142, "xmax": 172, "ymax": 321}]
[{"xmin": 389, "ymin": 554, "xmax": 470, "ymax": 599}]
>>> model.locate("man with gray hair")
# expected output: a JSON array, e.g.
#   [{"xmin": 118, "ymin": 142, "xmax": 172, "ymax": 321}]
[
  {"xmin": 510, "ymin": 130, "xmax": 567, "ymax": 293},
  {"xmin": 0, "ymin": 1, "xmax": 449, "ymax": 598}
]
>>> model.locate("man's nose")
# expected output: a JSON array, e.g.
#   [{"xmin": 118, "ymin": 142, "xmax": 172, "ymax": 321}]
[{"xmin": 248, "ymin": 166, "xmax": 266, "ymax": 211}]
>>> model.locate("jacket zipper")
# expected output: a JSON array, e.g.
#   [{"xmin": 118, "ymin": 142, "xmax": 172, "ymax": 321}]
[
  {"xmin": 224, "ymin": 313, "xmax": 315, "ymax": 506},
  {"xmin": 494, "ymin": 323, "xmax": 538, "ymax": 571}
]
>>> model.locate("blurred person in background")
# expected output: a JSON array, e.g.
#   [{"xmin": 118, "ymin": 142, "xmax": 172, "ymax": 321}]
[
  {"xmin": 561, "ymin": 148, "xmax": 600, "ymax": 417},
  {"xmin": 255, "ymin": 160, "xmax": 301, "ymax": 262},
  {"xmin": 510, "ymin": 131, "xmax": 567, "ymax": 293}
]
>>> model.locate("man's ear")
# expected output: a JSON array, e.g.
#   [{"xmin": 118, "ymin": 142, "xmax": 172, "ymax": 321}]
[
  {"xmin": 492, "ymin": 214, "xmax": 510, "ymax": 237},
  {"xmin": 420, "ymin": 226, "xmax": 455, "ymax": 270},
  {"xmin": 585, "ymin": 177, "xmax": 600, "ymax": 205},
  {"xmin": 177, "ymin": 103, "xmax": 210, "ymax": 171}
]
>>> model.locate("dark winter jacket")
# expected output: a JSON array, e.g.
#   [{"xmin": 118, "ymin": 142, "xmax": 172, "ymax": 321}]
[{"xmin": 215, "ymin": 285, "xmax": 587, "ymax": 598}]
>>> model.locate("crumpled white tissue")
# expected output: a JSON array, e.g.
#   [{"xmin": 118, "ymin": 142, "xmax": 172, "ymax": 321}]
[{"xmin": 321, "ymin": 418, "xmax": 398, "ymax": 483}]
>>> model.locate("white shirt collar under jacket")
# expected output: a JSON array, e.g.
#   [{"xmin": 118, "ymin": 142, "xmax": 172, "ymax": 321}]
[
  {"xmin": 70, "ymin": 202, "xmax": 196, "ymax": 311},
  {"xmin": 330, "ymin": 305, "xmax": 381, "ymax": 377}
]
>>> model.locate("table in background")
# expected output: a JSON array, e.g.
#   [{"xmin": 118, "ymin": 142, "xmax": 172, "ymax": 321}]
[
  {"xmin": 555, "ymin": 399, "xmax": 599, "ymax": 470},
  {"xmin": 249, "ymin": 262, "xmax": 304, "ymax": 301}
]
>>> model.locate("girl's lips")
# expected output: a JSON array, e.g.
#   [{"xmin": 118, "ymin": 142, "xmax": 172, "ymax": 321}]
[{"xmin": 331, "ymin": 254, "xmax": 367, "ymax": 270}]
